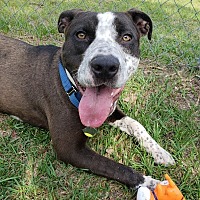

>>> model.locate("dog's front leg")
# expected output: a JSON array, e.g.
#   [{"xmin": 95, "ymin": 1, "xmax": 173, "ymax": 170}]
[
  {"xmin": 108, "ymin": 108, "xmax": 175, "ymax": 166},
  {"xmin": 48, "ymin": 115, "xmax": 159, "ymax": 189}
]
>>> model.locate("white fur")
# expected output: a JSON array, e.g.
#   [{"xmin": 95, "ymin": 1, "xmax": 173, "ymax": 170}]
[
  {"xmin": 77, "ymin": 12, "xmax": 139, "ymax": 88},
  {"xmin": 109, "ymin": 116, "xmax": 175, "ymax": 165},
  {"xmin": 10, "ymin": 115, "xmax": 23, "ymax": 122},
  {"xmin": 137, "ymin": 187, "xmax": 151, "ymax": 200},
  {"xmin": 139, "ymin": 175, "xmax": 160, "ymax": 189}
]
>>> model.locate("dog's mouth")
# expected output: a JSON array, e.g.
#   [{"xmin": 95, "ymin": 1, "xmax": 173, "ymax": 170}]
[{"xmin": 77, "ymin": 84, "xmax": 123, "ymax": 128}]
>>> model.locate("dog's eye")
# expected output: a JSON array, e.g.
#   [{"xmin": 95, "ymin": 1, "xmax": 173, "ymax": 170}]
[
  {"xmin": 76, "ymin": 31, "xmax": 86, "ymax": 40},
  {"xmin": 122, "ymin": 34, "xmax": 132, "ymax": 42}
]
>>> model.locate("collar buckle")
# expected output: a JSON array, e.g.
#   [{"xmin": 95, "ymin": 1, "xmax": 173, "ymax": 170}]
[{"xmin": 67, "ymin": 85, "xmax": 77, "ymax": 96}]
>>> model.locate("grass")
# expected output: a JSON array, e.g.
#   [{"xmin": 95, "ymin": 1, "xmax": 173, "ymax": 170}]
[
  {"xmin": 0, "ymin": 0, "xmax": 200, "ymax": 199},
  {"xmin": 0, "ymin": 0, "xmax": 199, "ymax": 67}
]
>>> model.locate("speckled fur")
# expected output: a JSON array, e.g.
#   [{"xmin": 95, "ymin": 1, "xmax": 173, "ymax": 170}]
[
  {"xmin": 110, "ymin": 116, "xmax": 175, "ymax": 165},
  {"xmin": 77, "ymin": 12, "xmax": 139, "ymax": 88}
]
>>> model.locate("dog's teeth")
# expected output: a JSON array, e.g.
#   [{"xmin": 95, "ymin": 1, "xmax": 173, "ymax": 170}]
[
  {"xmin": 111, "ymin": 103, "xmax": 113, "ymax": 107},
  {"xmin": 111, "ymin": 92, "xmax": 114, "ymax": 96}
]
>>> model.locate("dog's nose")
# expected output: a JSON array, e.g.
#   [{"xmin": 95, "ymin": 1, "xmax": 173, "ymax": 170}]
[{"xmin": 91, "ymin": 55, "xmax": 119, "ymax": 79}]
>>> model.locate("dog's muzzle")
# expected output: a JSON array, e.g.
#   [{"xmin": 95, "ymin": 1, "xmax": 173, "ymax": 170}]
[{"xmin": 90, "ymin": 55, "xmax": 119, "ymax": 80}]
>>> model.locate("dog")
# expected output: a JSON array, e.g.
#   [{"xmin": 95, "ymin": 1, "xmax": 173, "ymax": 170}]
[{"xmin": 0, "ymin": 8, "xmax": 175, "ymax": 190}]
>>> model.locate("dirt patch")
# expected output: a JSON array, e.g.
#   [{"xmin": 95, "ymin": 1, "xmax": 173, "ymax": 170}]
[
  {"xmin": 140, "ymin": 62, "xmax": 200, "ymax": 111},
  {"xmin": 0, "ymin": 113, "xmax": 8, "ymax": 123},
  {"xmin": 0, "ymin": 113, "xmax": 12, "ymax": 136}
]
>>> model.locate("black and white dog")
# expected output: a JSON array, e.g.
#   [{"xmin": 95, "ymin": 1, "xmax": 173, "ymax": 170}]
[{"xmin": 0, "ymin": 8, "xmax": 175, "ymax": 190}]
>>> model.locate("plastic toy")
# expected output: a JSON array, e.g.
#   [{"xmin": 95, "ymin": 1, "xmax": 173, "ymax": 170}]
[{"xmin": 137, "ymin": 174, "xmax": 185, "ymax": 200}]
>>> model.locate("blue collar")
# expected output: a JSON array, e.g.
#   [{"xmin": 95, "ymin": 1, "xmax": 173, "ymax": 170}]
[{"xmin": 59, "ymin": 61, "xmax": 82, "ymax": 108}]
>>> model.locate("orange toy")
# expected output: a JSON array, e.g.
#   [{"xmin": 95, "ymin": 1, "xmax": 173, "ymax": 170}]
[{"xmin": 137, "ymin": 174, "xmax": 185, "ymax": 200}]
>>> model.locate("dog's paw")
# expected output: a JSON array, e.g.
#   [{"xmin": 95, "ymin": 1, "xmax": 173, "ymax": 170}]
[
  {"xmin": 138, "ymin": 176, "xmax": 160, "ymax": 190},
  {"xmin": 152, "ymin": 147, "xmax": 175, "ymax": 166}
]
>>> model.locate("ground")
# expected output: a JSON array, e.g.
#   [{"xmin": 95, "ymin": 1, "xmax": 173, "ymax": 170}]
[
  {"xmin": 0, "ymin": 63, "xmax": 199, "ymax": 199},
  {"xmin": 0, "ymin": 0, "xmax": 199, "ymax": 199}
]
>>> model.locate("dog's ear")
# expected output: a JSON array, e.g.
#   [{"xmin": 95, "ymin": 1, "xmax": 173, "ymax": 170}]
[
  {"xmin": 58, "ymin": 9, "xmax": 83, "ymax": 33},
  {"xmin": 127, "ymin": 8, "xmax": 153, "ymax": 40}
]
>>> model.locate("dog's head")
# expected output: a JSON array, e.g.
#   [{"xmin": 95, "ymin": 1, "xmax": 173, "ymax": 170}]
[{"xmin": 58, "ymin": 9, "xmax": 152, "ymax": 128}]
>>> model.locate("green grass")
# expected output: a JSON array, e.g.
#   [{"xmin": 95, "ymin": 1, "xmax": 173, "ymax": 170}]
[
  {"xmin": 0, "ymin": 0, "xmax": 200, "ymax": 199},
  {"xmin": 0, "ymin": 69, "xmax": 199, "ymax": 199},
  {"xmin": 0, "ymin": 0, "xmax": 199, "ymax": 67}
]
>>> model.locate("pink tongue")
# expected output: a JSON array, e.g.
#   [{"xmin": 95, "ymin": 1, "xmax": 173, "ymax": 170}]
[{"xmin": 79, "ymin": 87, "xmax": 115, "ymax": 128}]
